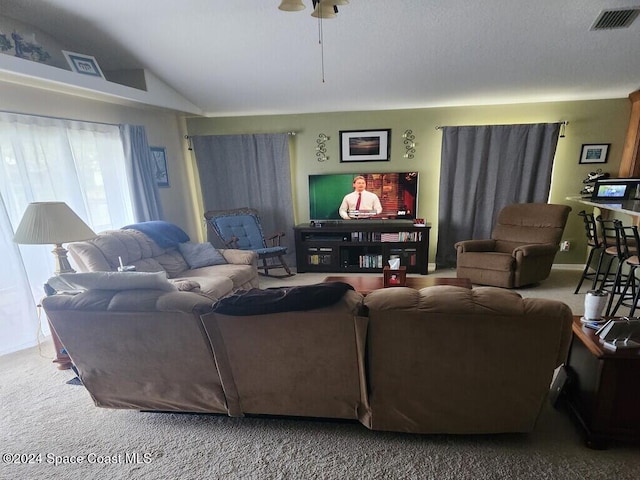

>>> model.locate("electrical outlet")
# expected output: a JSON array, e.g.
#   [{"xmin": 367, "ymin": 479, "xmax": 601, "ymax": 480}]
[{"xmin": 560, "ymin": 240, "xmax": 570, "ymax": 252}]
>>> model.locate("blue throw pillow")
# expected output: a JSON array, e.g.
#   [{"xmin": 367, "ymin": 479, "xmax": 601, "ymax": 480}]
[{"xmin": 178, "ymin": 242, "xmax": 227, "ymax": 269}]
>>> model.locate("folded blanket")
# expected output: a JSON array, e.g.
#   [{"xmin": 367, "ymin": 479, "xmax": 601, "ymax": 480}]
[
  {"xmin": 212, "ymin": 281, "xmax": 354, "ymax": 316},
  {"xmin": 123, "ymin": 221, "xmax": 190, "ymax": 248}
]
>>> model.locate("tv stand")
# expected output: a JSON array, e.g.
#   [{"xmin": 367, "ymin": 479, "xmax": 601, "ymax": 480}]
[{"xmin": 294, "ymin": 222, "xmax": 430, "ymax": 274}]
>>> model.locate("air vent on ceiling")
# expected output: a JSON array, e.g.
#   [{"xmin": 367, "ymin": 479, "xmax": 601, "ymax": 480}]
[{"xmin": 591, "ymin": 7, "xmax": 640, "ymax": 30}]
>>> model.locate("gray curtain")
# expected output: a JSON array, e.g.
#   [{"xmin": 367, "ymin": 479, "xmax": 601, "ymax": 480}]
[
  {"xmin": 192, "ymin": 133, "xmax": 295, "ymax": 265},
  {"xmin": 436, "ymin": 123, "xmax": 561, "ymax": 269},
  {"xmin": 120, "ymin": 124, "xmax": 164, "ymax": 221}
]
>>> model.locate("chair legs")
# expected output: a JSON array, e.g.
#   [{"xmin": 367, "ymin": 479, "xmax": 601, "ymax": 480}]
[
  {"xmin": 603, "ymin": 259, "xmax": 628, "ymax": 316},
  {"xmin": 574, "ymin": 246, "xmax": 605, "ymax": 293},
  {"xmin": 279, "ymin": 255, "xmax": 292, "ymax": 276},
  {"xmin": 259, "ymin": 255, "xmax": 293, "ymax": 277},
  {"xmin": 611, "ymin": 266, "xmax": 638, "ymax": 316}
]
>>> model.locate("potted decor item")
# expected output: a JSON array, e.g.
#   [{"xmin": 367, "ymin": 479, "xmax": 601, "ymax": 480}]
[{"xmin": 583, "ymin": 289, "xmax": 609, "ymax": 321}]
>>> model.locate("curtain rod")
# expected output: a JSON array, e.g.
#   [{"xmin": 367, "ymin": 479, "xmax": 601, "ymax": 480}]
[
  {"xmin": 183, "ymin": 132, "xmax": 299, "ymax": 151},
  {"xmin": 0, "ymin": 109, "xmax": 120, "ymax": 127},
  {"xmin": 435, "ymin": 121, "xmax": 569, "ymax": 130},
  {"xmin": 184, "ymin": 131, "xmax": 299, "ymax": 139}
]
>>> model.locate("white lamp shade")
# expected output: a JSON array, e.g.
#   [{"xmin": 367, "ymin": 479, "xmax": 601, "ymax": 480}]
[
  {"xmin": 329, "ymin": 0, "xmax": 349, "ymax": 5},
  {"xmin": 279, "ymin": 0, "xmax": 306, "ymax": 11},
  {"xmin": 311, "ymin": 2, "xmax": 337, "ymax": 18},
  {"xmin": 13, "ymin": 202, "xmax": 97, "ymax": 245}
]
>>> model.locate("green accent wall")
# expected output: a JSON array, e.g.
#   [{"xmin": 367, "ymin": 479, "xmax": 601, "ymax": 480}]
[{"xmin": 186, "ymin": 98, "xmax": 632, "ymax": 266}]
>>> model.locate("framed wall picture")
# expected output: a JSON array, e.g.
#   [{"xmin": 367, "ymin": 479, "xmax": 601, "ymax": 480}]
[
  {"xmin": 579, "ymin": 144, "xmax": 610, "ymax": 164},
  {"xmin": 340, "ymin": 129, "xmax": 391, "ymax": 162},
  {"xmin": 62, "ymin": 50, "xmax": 105, "ymax": 78},
  {"xmin": 150, "ymin": 146, "xmax": 169, "ymax": 187}
]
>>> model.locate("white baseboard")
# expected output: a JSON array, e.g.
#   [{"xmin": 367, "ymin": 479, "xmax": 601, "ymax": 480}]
[
  {"xmin": 552, "ymin": 264, "xmax": 584, "ymax": 270},
  {"xmin": 432, "ymin": 264, "xmax": 584, "ymax": 272}
]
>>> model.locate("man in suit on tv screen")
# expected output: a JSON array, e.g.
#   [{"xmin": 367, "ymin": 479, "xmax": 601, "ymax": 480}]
[{"xmin": 339, "ymin": 176, "xmax": 382, "ymax": 219}]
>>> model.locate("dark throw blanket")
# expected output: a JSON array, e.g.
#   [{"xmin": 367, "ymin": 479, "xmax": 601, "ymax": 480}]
[
  {"xmin": 212, "ymin": 282, "xmax": 355, "ymax": 316},
  {"xmin": 123, "ymin": 221, "xmax": 190, "ymax": 248}
]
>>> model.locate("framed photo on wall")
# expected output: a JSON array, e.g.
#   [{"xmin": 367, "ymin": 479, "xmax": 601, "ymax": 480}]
[
  {"xmin": 579, "ymin": 144, "xmax": 610, "ymax": 164},
  {"xmin": 62, "ymin": 50, "xmax": 105, "ymax": 79},
  {"xmin": 150, "ymin": 146, "xmax": 169, "ymax": 187},
  {"xmin": 340, "ymin": 129, "xmax": 391, "ymax": 162}
]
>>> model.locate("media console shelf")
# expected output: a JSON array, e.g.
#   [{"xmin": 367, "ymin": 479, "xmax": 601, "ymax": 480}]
[{"xmin": 294, "ymin": 221, "xmax": 431, "ymax": 274}]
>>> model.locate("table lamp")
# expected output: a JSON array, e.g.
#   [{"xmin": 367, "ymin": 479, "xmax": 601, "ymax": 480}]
[{"xmin": 13, "ymin": 201, "xmax": 97, "ymax": 274}]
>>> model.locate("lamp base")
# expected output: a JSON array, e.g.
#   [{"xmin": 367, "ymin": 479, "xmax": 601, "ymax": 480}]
[{"xmin": 52, "ymin": 244, "xmax": 75, "ymax": 275}]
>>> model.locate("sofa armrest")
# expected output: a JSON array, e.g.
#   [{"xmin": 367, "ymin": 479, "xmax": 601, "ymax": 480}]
[
  {"xmin": 219, "ymin": 248, "xmax": 258, "ymax": 266},
  {"xmin": 454, "ymin": 239, "xmax": 496, "ymax": 253},
  {"xmin": 513, "ymin": 243, "xmax": 559, "ymax": 258}
]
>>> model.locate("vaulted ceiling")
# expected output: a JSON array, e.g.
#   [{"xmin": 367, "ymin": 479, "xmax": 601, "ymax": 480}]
[{"xmin": 1, "ymin": 0, "xmax": 639, "ymax": 117}]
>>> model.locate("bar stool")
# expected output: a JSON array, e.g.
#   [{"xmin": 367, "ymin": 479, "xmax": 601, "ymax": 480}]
[
  {"xmin": 574, "ymin": 211, "xmax": 606, "ymax": 293},
  {"xmin": 611, "ymin": 222, "xmax": 640, "ymax": 316},
  {"xmin": 595, "ymin": 216, "xmax": 623, "ymax": 293},
  {"xmin": 602, "ymin": 219, "xmax": 638, "ymax": 316}
]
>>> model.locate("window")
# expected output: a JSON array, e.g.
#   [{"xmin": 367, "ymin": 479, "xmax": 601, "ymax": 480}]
[{"xmin": 0, "ymin": 112, "xmax": 135, "ymax": 354}]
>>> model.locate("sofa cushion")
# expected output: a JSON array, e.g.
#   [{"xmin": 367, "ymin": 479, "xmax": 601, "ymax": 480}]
[
  {"xmin": 186, "ymin": 264, "xmax": 256, "ymax": 291},
  {"xmin": 154, "ymin": 248, "xmax": 190, "ymax": 278},
  {"xmin": 69, "ymin": 229, "xmax": 165, "ymax": 271},
  {"xmin": 457, "ymin": 251, "xmax": 514, "ymax": 272},
  {"xmin": 170, "ymin": 274, "xmax": 233, "ymax": 301},
  {"xmin": 47, "ymin": 271, "xmax": 178, "ymax": 292},
  {"xmin": 178, "ymin": 241, "xmax": 227, "ymax": 269}
]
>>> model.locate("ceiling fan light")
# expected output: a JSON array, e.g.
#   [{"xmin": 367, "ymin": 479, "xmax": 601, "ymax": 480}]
[
  {"xmin": 311, "ymin": 2, "xmax": 337, "ymax": 19},
  {"xmin": 278, "ymin": 0, "xmax": 306, "ymax": 12},
  {"xmin": 329, "ymin": 0, "xmax": 349, "ymax": 5}
]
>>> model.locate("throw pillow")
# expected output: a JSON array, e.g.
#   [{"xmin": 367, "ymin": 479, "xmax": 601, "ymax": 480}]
[
  {"xmin": 170, "ymin": 279, "xmax": 202, "ymax": 292},
  {"xmin": 178, "ymin": 241, "xmax": 227, "ymax": 269},
  {"xmin": 212, "ymin": 282, "xmax": 354, "ymax": 316},
  {"xmin": 47, "ymin": 271, "xmax": 178, "ymax": 292}
]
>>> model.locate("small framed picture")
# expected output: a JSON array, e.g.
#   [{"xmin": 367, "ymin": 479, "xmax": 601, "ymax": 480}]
[
  {"xmin": 62, "ymin": 50, "xmax": 105, "ymax": 78},
  {"xmin": 150, "ymin": 146, "xmax": 169, "ymax": 187},
  {"xmin": 340, "ymin": 129, "xmax": 391, "ymax": 162},
  {"xmin": 579, "ymin": 144, "xmax": 610, "ymax": 164}
]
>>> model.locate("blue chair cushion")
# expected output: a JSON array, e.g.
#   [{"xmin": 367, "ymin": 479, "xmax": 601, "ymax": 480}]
[
  {"xmin": 210, "ymin": 214, "xmax": 266, "ymax": 250},
  {"xmin": 255, "ymin": 246, "xmax": 287, "ymax": 256}
]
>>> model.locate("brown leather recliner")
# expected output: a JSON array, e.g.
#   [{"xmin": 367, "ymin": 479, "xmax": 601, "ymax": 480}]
[{"xmin": 454, "ymin": 203, "xmax": 571, "ymax": 288}]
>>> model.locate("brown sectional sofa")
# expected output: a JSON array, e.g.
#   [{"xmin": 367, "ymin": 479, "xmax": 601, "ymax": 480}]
[
  {"xmin": 68, "ymin": 227, "xmax": 259, "ymax": 300},
  {"xmin": 42, "ymin": 284, "xmax": 572, "ymax": 435}
]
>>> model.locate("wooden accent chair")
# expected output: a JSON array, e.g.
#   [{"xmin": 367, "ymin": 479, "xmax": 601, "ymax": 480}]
[
  {"xmin": 205, "ymin": 207, "xmax": 293, "ymax": 277},
  {"xmin": 454, "ymin": 203, "xmax": 571, "ymax": 288}
]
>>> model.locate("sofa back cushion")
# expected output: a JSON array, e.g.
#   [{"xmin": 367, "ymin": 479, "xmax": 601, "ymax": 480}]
[
  {"xmin": 491, "ymin": 203, "xmax": 571, "ymax": 245},
  {"xmin": 362, "ymin": 285, "xmax": 572, "ymax": 434},
  {"xmin": 68, "ymin": 229, "xmax": 189, "ymax": 277},
  {"xmin": 42, "ymin": 290, "xmax": 227, "ymax": 413},
  {"xmin": 201, "ymin": 289, "xmax": 367, "ymax": 419}
]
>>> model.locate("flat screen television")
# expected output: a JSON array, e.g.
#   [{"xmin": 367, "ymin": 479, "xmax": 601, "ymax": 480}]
[{"xmin": 308, "ymin": 172, "xmax": 419, "ymax": 221}]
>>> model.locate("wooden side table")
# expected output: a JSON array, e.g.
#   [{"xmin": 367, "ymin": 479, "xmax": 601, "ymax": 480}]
[
  {"xmin": 322, "ymin": 276, "xmax": 472, "ymax": 295},
  {"xmin": 560, "ymin": 316, "xmax": 640, "ymax": 448}
]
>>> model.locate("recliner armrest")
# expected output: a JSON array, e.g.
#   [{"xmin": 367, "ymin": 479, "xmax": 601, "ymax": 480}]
[
  {"xmin": 512, "ymin": 243, "xmax": 559, "ymax": 258},
  {"xmin": 455, "ymin": 239, "xmax": 496, "ymax": 253},
  {"xmin": 219, "ymin": 248, "xmax": 258, "ymax": 266}
]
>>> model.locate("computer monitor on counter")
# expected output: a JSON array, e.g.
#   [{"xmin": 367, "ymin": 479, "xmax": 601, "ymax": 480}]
[{"xmin": 592, "ymin": 178, "xmax": 640, "ymax": 200}]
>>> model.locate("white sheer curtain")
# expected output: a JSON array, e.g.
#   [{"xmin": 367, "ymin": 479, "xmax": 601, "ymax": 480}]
[{"xmin": 0, "ymin": 112, "xmax": 135, "ymax": 355}]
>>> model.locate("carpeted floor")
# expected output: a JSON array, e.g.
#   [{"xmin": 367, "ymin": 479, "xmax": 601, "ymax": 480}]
[{"xmin": 1, "ymin": 267, "xmax": 638, "ymax": 480}]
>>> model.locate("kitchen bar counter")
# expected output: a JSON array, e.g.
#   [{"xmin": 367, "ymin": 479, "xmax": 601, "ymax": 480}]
[{"xmin": 566, "ymin": 195, "xmax": 640, "ymax": 218}]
